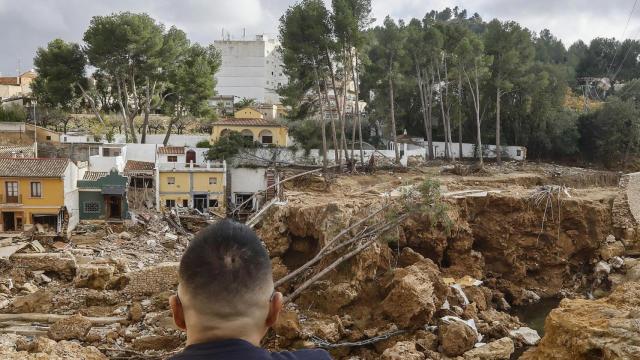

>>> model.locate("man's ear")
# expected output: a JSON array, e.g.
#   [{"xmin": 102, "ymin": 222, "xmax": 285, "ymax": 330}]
[
  {"xmin": 170, "ymin": 295, "xmax": 187, "ymax": 330},
  {"xmin": 265, "ymin": 292, "xmax": 283, "ymax": 328}
]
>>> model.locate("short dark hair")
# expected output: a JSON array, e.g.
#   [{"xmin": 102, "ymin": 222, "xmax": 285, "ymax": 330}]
[{"xmin": 179, "ymin": 219, "xmax": 273, "ymax": 318}]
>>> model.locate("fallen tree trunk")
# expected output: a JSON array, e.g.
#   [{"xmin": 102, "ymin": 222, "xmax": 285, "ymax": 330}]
[{"xmin": 0, "ymin": 313, "xmax": 126, "ymax": 325}]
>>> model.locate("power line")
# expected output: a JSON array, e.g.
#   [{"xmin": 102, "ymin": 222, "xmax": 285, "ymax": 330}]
[{"xmin": 606, "ymin": 0, "xmax": 638, "ymax": 78}]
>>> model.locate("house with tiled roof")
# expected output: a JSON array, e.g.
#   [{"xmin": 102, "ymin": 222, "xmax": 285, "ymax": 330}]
[
  {"xmin": 211, "ymin": 106, "xmax": 288, "ymax": 147},
  {"xmin": 0, "ymin": 158, "xmax": 79, "ymax": 235},
  {"xmin": 124, "ymin": 160, "xmax": 155, "ymax": 209},
  {"xmin": 77, "ymin": 169, "xmax": 128, "ymax": 221},
  {"xmin": 0, "ymin": 70, "xmax": 36, "ymax": 101}
]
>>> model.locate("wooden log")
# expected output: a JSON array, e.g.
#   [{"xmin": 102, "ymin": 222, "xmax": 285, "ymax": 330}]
[{"xmin": 0, "ymin": 313, "xmax": 127, "ymax": 325}]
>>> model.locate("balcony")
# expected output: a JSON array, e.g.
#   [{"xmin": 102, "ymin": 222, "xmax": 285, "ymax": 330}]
[
  {"xmin": 157, "ymin": 161, "xmax": 225, "ymax": 172},
  {"xmin": 0, "ymin": 194, "xmax": 23, "ymax": 204}
]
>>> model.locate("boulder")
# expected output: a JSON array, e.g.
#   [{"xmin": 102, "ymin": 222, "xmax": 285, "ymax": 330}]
[
  {"xmin": 74, "ymin": 264, "xmax": 114, "ymax": 290},
  {"xmin": 509, "ymin": 327, "xmax": 540, "ymax": 346},
  {"xmin": 129, "ymin": 302, "xmax": 144, "ymax": 322},
  {"xmin": 381, "ymin": 341, "xmax": 425, "ymax": 360},
  {"xmin": 382, "ymin": 259, "xmax": 447, "ymax": 328},
  {"xmin": 521, "ymin": 282, "xmax": 640, "ymax": 359},
  {"xmin": 397, "ymin": 247, "xmax": 425, "ymax": 267},
  {"xmin": 9, "ymin": 289, "xmax": 53, "ymax": 313},
  {"xmin": 599, "ymin": 241, "xmax": 624, "ymax": 260},
  {"xmin": 463, "ymin": 337, "xmax": 514, "ymax": 360},
  {"xmin": 323, "ymin": 282, "xmax": 358, "ymax": 313},
  {"xmin": 119, "ymin": 232, "xmax": 132, "ymax": 240},
  {"xmin": 47, "ymin": 314, "xmax": 92, "ymax": 341},
  {"xmin": 438, "ymin": 318, "xmax": 477, "ymax": 357},
  {"xmin": 9, "ymin": 253, "xmax": 76, "ymax": 278}
]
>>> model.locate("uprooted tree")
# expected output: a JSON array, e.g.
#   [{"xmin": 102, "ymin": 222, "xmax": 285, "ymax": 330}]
[{"xmin": 276, "ymin": 179, "xmax": 451, "ymax": 303}]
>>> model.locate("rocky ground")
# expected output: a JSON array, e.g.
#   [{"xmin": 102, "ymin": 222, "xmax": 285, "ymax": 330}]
[{"xmin": 0, "ymin": 161, "xmax": 637, "ymax": 359}]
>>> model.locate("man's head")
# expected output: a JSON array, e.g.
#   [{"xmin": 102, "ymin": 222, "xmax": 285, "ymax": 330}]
[{"xmin": 170, "ymin": 219, "xmax": 282, "ymax": 345}]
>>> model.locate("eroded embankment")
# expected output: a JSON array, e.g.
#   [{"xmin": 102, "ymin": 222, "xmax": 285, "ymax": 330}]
[{"xmin": 257, "ymin": 185, "xmax": 622, "ymax": 359}]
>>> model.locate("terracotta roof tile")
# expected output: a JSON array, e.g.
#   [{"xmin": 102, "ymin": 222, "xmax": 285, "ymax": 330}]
[
  {"xmin": 157, "ymin": 146, "xmax": 185, "ymax": 155},
  {"xmin": 0, "ymin": 77, "xmax": 19, "ymax": 86},
  {"xmin": 0, "ymin": 158, "xmax": 69, "ymax": 177},
  {"xmin": 124, "ymin": 160, "xmax": 155, "ymax": 174},
  {"xmin": 214, "ymin": 118, "xmax": 285, "ymax": 127},
  {"xmin": 0, "ymin": 146, "xmax": 35, "ymax": 158},
  {"xmin": 82, "ymin": 171, "xmax": 108, "ymax": 181}
]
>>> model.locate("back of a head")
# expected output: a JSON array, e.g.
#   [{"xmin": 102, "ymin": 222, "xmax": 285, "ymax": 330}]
[{"xmin": 179, "ymin": 219, "xmax": 273, "ymax": 320}]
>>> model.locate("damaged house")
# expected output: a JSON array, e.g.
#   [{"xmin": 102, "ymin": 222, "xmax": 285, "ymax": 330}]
[
  {"xmin": 0, "ymin": 158, "xmax": 79, "ymax": 234},
  {"xmin": 78, "ymin": 169, "xmax": 129, "ymax": 221},
  {"xmin": 124, "ymin": 160, "xmax": 156, "ymax": 210},
  {"xmin": 155, "ymin": 146, "xmax": 226, "ymax": 213}
]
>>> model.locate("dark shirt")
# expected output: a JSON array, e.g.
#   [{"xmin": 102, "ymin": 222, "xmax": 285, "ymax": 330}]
[{"xmin": 168, "ymin": 339, "xmax": 332, "ymax": 360}]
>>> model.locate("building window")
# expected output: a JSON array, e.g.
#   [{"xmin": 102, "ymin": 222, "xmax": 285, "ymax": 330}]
[
  {"xmin": 103, "ymin": 148, "xmax": 121, "ymax": 157},
  {"xmin": 167, "ymin": 156, "xmax": 178, "ymax": 162},
  {"xmin": 46, "ymin": 136, "xmax": 51, "ymax": 140},
  {"xmin": 209, "ymin": 177, "xmax": 217, "ymax": 185},
  {"xmin": 517, "ymin": 150, "xmax": 522, "ymax": 156},
  {"xmin": 63, "ymin": 137, "xmax": 67, "ymax": 142},
  {"xmin": 182, "ymin": 199, "xmax": 189, "ymax": 207},
  {"xmin": 167, "ymin": 177, "xmax": 175, "ymax": 185},
  {"xmin": 262, "ymin": 136, "xmax": 273, "ymax": 144},
  {"xmin": 84, "ymin": 202, "xmax": 100, "ymax": 213},
  {"xmin": 235, "ymin": 193, "xmax": 253, "ymax": 210},
  {"xmin": 5, "ymin": 181, "xmax": 18, "ymax": 202},
  {"xmin": 165, "ymin": 199, "xmax": 176, "ymax": 208},
  {"xmin": 209, "ymin": 199, "xmax": 219, "ymax": 208},
  {"xmin": 30, "ymin": 182, "xmax": 42, "ymax": 197},
  {"xmin": 89, "ymin": 147, "xmax": 99, "ymax": 156}
]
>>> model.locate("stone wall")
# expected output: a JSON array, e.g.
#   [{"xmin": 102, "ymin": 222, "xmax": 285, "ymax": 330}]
[{"xmin": 124, "ymin": 262, "xmax": 179, "ymax": 296}]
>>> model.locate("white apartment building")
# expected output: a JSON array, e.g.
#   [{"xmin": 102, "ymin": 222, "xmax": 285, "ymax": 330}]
[{"xmin": 214, "ymin": 34, "xmax": 288, "ymax": 105}]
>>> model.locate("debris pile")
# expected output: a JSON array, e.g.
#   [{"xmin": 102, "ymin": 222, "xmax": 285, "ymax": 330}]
[{"xmin": 0, "ymin": 162, "xmax": 634, "ymax": 359}]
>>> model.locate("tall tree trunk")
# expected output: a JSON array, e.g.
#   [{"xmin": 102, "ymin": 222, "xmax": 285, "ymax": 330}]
[
  {"xmin": 325, "ymin": 47, "xmax": 344, "ymax": 169},
  {"xmin": 425, "ymin": 70, "xmax": 434, "ymax": 159},
  {"xmin": 458, "ymin": 72, "xmax": 463, "ymax": 160},
  {"xmin": 443, "ymin": 56, "xmax": 454, "ymax": 160},
  {"xmin": 341, "ymin": 55, "xmax": 349, "ymax": 161},
  {"xmin": 76, "ymin": 83, "xmax": 105, "ymax": 125},
  {"xmin": 314, "ymin": 65, "xmax": 328, "ymax": 172},
  {"xmin": 141, "ymin": 77, "xmax": 153, "ymax": 144},
  {"xmin": 163, "ymin": 102, "xmax": 180, "ymax": 146},
  {"xmin": 322, "ymin": 76, "xmax": 340, "ymax": 165},
  {"xmin": 496, "ymin": 86, "xmax": 502, "ymax": 165},
  {"xmin": 436, "ymin": 64, "xmax": 450, "ymax": 160},
  {"xmin": 115, "ymin": 77, "xmax": 130, "ymax": 142},
  {"xmin": 354, "ymin": 51, "xmax": 364, "ymax": 165},
  {"xmin": 474, "ymin": 65, "xmax": 483, "ymax": 166},
  {"xmin": 389, "ymin": 75, "xmax": 400, "ymax": 164},
  {"xmin": 415, "ymin": 61, "xmax": 430, "ymax": 160}
]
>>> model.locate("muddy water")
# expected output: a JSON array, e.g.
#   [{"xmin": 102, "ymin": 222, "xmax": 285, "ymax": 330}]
[{"xmin": 512, "ymin": 298, "xmax": 562, "ymax": 335}]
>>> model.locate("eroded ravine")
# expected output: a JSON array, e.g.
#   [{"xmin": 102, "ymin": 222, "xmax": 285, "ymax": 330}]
[{"xmin": 257, "ymin": 174, "xmax": 633, "ymax": 359}]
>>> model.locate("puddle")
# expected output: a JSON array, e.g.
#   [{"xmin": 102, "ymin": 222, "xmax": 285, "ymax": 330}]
[{"xmin": 511, "ymin": 297, "xmax": 562, "ymax": 335}]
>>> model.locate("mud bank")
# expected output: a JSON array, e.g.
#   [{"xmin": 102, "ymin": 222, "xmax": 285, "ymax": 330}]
[{"xmin": 257, "ymin": 181, "xmax": 622, "ymax": 359}]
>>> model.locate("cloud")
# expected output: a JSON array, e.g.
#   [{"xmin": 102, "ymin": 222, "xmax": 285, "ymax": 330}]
[{"xmin": 0, "ymin": 0, "xmax": 637, "ymax": 75}]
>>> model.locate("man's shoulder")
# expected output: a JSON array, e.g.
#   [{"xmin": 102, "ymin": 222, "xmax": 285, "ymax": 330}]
[{"xmin": 270, "ymin": 348, "xmax": 332, "ymax": 360}]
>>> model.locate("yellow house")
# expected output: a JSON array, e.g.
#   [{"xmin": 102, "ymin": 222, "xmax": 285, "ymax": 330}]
[
  {"xmin": 211, "ymin": 106, "xmax": 288, "ymax": 146},
  {"xmin": 156, "ymin": 161, "xmax": 226, "ymax": 213},
  {"xmin": 234, "ymin": 107, "xmax": 263, "ymax": 119},
  {"xmin": 0, "ymin": 158, "xmax": 79, "ymax": 234}
]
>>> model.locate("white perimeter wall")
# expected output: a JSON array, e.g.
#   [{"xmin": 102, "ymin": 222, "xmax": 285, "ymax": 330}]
[{"xmin": 230, "ymin": 167, "xmax": 267, "ymax": 195}]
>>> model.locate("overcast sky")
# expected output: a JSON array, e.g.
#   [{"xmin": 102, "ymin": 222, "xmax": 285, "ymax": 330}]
[{"xmin": 1, "ymin": 0, "xmax": 639, "ymax": 75}]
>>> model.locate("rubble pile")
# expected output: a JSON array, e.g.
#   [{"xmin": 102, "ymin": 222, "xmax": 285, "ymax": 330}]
[
  {"xmin": 0, "ymin": 211, "xmax": 192, "ymax": 359},
  {"xmin": 255, "ymin": 165, "xmax": 631, "ymax": 359},
  {"xmin": 0, "ymin": 163, "xmax": 635, "ymax": 359}
]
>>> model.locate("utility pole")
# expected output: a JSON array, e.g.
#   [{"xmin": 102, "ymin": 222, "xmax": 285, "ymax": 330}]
[{"xmin": 33, "ymin": 100, "xmax": 37, "ymax": 157}]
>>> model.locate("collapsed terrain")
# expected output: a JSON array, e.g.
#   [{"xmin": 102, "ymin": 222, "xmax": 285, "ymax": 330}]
[{"xmin": 1, "ymin": 162, "xmax": 639, "ymax": 359}]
